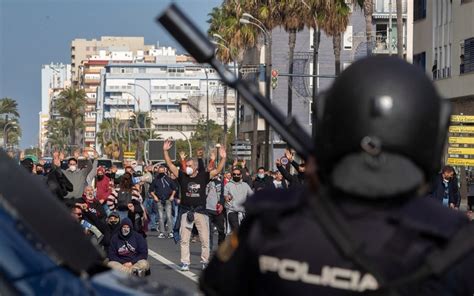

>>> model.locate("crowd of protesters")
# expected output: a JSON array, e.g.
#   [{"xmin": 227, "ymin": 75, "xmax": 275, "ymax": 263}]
[{"xmin": 15, "ymin": 143, "xmax": 474, "ymax": 277}]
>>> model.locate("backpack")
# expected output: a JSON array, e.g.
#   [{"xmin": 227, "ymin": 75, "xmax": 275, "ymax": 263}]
[{"xmin": 117, "ymin": 190, "xmax": 132, "ymax": 210}]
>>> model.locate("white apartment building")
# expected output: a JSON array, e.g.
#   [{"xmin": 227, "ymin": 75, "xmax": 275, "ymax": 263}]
[
  {"xmin": 413, "ymin": 0, "xmax": 474, "ymax": 105},
  {"xmin": 79, "ymin": 45, "xmax": 183, "ymax": 148},
  {"xmin": 39, "ymin": 63, "xmax": 71, "ymax": 154},
  {"xmin": 96, "ymin": 63, "xmax": 236, "ymax": 152},
  {"xmin": 71, "ymin": 36, "xmax": 154, "ymax": 83}
]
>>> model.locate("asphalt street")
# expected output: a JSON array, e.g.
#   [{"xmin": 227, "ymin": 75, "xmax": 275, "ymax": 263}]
[{"xmin": 145, "ymin": 230, "xmax": 220, "ymax": 295}]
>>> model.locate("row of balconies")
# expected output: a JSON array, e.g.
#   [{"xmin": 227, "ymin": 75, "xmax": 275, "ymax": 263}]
[{"xmin": 433, "ymin": 67, "xmax": 452, "ymax": 80}]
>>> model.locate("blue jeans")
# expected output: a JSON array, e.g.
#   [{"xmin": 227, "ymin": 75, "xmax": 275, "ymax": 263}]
[
  {"xmin": 144, "ymin": 198, "xmax": 158, "ymax": 230},
  {"xmin": 158, "ymin": 200, "xmax": 173, "ymax": 234}
]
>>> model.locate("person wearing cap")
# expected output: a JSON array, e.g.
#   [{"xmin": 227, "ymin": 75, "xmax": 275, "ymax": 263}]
[
  {"xmin": 19, "ymin": 157, "xmax": 36, "ymax": 174},
  {"xmin": 107, "ymin": 211, "xmax": 121, "ymax": 235}
]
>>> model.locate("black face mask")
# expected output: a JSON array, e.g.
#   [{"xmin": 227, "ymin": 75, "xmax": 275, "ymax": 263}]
[
  {"xmin": 97, "ymin": 175, "xmax": 104, "ymax": 181},
  {"xmin": 107, "ymin": 172, "xmax": 115, "ymax": 179},
  {"xmin": 233, "ymin": 176, "xmax": 241, "ymax": 182},
  {"xmin": 36, "ymin": 170, "xmax": 43, "ymax": 175},
  {"xmin": 158, "ymin": 173, "xmax": 165, "ymax": 178}
]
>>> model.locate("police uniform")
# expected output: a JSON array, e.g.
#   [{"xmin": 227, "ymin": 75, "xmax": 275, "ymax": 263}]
[{"xmin": 200, "ymin": 57, "xmax": 474, "ymax": 296}]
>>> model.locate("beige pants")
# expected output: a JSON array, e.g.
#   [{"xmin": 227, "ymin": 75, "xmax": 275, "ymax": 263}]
[
  {"xmin": 180, "ymin": 212, "xmax": 210, "ymax": 264},
  {"xmin": 108, "ymin": 259, "xmax": 150, "ymax": 274}
]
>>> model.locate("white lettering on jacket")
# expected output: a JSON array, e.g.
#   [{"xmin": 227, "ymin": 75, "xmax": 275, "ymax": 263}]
[{"xmin": 259, "ymin": 255, "xmax": 379, "ymax": 292}]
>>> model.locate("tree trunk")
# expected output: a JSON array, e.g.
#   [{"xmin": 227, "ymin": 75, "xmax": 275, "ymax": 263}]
[
  {"xmin": 396, "ymin": 0, "xmax": 404, "ymax": 58},
  {"xmin": 312, "ymin": 28, "xmax": 320, "ymax": 138},
  {"xmin": 252, "ymin": 107, "xmax": 258, "ymax": 174},
  {"xmin": 364, "ymin": 0, "xmax": 374, "ymax": 55},
  {"xmin": 223, "ymin": 85, "xmax": 228, "ymax": 147},
  {"xmin": 333, "ymin": 34, "xmax": 342, "ymax": 75},
  {"xmin": 287, "ymin": 29, "xmax": 297, "ymax": 117},
  {"xmin": 4, "ymin": 115, "xmax": 8, "ymax": 147},
  {"xmin": 71, "ymin": 121, "xmax": 76, "ymax": 150}
]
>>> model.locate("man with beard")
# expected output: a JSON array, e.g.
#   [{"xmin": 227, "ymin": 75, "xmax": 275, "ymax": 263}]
[
  {"xmin": 107, "ymin": 211, "xmax": 121, "ymax": 235},
  {"xmin": 107, "ymin": 218, "xmax": 150, "ymax": 276}
]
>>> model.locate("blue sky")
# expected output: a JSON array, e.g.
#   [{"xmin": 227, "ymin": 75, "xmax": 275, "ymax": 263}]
[{"xmin": 0, "ymin": 0, "xmax": 221, "ymax": 148}]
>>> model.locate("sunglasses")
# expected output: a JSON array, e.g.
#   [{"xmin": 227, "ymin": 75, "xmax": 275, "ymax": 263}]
[{"xmin": 232, "ymin": 173, "xmax": 242, "ymax": 176}]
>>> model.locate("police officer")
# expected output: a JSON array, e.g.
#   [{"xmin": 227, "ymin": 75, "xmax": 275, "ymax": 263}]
[{"xmin": 200, "ymin": 56, "xmax": 474, "ymax": 295}]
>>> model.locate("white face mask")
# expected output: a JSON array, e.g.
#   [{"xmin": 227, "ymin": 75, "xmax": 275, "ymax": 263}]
[
  {"xmin": 257, "ymin": 173, "xmax": 265, "ymax": 179},
  {"xmin": 186, "ymin": 167, "xmax": 194, "ymax": 176},
  {"xmin": 121, "ymin": 227, "xmax": 130, "ymax": 236},
  {"xmin": 69, "ymin": 165, "xmax": 77, "ymax": 172}
]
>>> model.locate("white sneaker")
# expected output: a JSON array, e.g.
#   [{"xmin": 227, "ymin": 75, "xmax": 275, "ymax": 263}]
[
  {"xmin": 168, "ymin": 233, "xmax": 174, "ymax": 239},
  {"xmin": 180, "ymin": 263, "xmax": 190, "ymax": 271},
  {"xmin": 158, "ymin": 233, "xmax": 165, "ymax": 238}
]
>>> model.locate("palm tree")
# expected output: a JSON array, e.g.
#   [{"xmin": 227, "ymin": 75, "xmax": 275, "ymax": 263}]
[
  {"xmin": 208, "ymin": 1, "xmax": 261, "ymax": 170},
  {"xmin": 129, "ymin": 111, "xmax": 154, "ymax": 161},
  {"xmin": 396, "ymin": 0, "xmax": 403, "ymax": 58},
  {"xmin": 208, "ymin": 6, "xmax": 234, "ymax": 148},
  {"xmin": 46, "ymin": 118, "xmax": 70, "ymax": 152},
  {"xmin": 356, "ymin": 0, "xmax": 374, "ymax": 56},
  {"xmin": 275, "ymin": 0, "xmax": 306, "ymax": 117},
  {"xmin": 97, "ymin": 118, "xmax": 123, "ymax": 159},
  {"xmin": 56, "ymin": 87, "xmax": 87, "ymax": 149},
  {"xmin": 318, "ymin": 0, "xmax": 351, "ymax": 75},
  {"xmin": 0, "ymin": 97, "xmax": 20, "ymax": 117},
  {"xmin": 0, "ymin": 97, "xmax": 21, "ymax": 147}
]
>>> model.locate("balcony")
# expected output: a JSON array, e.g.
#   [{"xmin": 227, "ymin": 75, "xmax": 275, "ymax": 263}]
[
  {"xmin": 84, "ymin": 79, "xmax": 100, "ymax": 85},
  {"xmin": 84, "ymin": 68, "xmax": 102, "ymax": 74},
  {"xmin": 372, "ymin": 35, "xmax": 406, "ymax": 55},
  {"xmin": 433, "ymin": 67, "xmax": 452, "ymax": 80}
]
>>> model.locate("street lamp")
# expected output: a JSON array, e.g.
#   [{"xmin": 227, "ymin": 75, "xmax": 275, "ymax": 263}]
[
  {"xmin": 211, "ymin": 38, "xmax": 234, "ymax": 148},
  {"xmin": 240, "ymin": 12, "xmax": 273, "ymax": 171},
  {"xmin": 202, "ymin": 68, "xmax": 210, "ymax": 158},
  {"xmin": 128, "ymin": 82, "xmax": 153, "ymax": 138}
]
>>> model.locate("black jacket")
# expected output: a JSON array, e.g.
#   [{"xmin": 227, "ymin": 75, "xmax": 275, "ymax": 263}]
[
  {"xmin": 201, "ymin": 187, "xmax": 474, "ymax": 296},
  {"xmin": 427, "ymin": 174, "xmax": 460, "ymax": 207}
]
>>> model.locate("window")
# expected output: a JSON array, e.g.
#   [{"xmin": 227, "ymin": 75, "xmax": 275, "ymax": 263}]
[
  {"xmin": 414, "ymin": 0, "xmax": 426, "ymax": 21},
  {"xmin": 138, "ymin": 67, "xmax": 146, "ymax": 74},
  {"xmin": 414, "ymin": 52, "xmax": 427, "ymax": 71},
  {"xmin": 343, "ymin": 26, "xmax": 353, "ymax": 50},
  {"xmin": 461, "ymin": 37, "xmax": 474, "ymax": 74}
]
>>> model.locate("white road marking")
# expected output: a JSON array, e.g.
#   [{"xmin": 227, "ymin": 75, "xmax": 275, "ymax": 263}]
[{"xmin": 148, "ymin": 249, "xmax": 199, "ymax": 283}]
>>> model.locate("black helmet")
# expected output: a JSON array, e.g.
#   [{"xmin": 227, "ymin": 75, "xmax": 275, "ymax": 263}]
[{"xmin": 315, "ymin": 56, "xmax": 451, "ymax": 198}]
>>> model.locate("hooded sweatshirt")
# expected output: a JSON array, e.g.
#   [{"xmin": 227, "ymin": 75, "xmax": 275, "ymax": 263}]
[
  {"xmin": 107, "ymin": 218, "xmax": 148, "ymax": 264},
  {"xmin": 224, "ymin": 179, "xmax": 253, "ymax": 213},
  {"xmin": 62, "ymin": 159, "xmax": 93, "ymax": 199}
]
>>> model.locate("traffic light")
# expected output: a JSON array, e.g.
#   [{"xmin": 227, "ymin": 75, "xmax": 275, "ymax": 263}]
[{"xmin": 271, "ymin": 69, "xmax": 279, "ymax": 89}]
